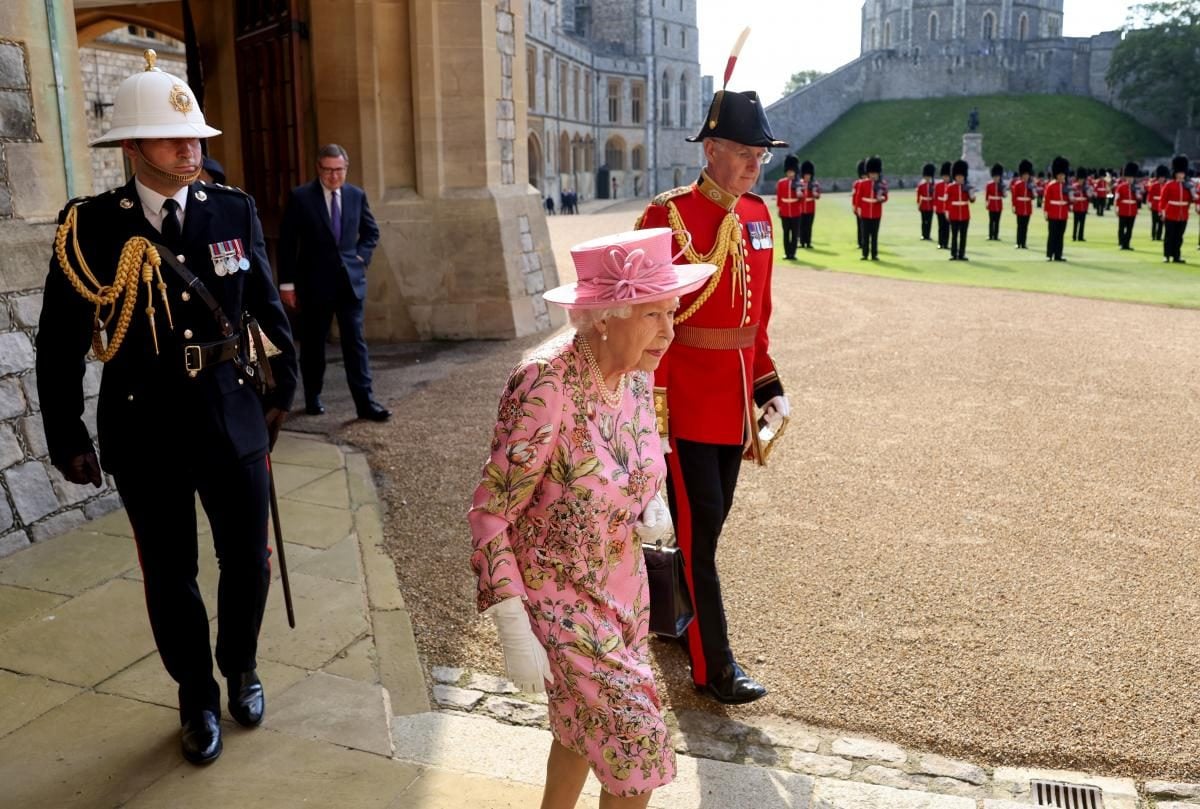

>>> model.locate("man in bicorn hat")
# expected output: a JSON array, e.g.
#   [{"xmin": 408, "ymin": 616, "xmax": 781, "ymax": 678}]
[
  {"xmin": 634, "ymin": 87, "xmax": 789, "ymax": 705},
  {"xmin": 852, "ymin": 156, "xmax": 888, "ymax": 260},
  {"xmin": 1113, "ymin": 162, "xmax": 1143, "ymax": 251},
  {"xmin": 776, "ymin": 154, "xmax": 803, "ymax": 260},
  {"xmin": 985, "ymin": 163, "xmax": 1004, "ymax": 241},
  {"xmin": 1159, "ymin": 154, "xmax": 1195, "ymax": 264},
  {"xmin": 36, "ymin": 50, "xmax": 298, "ymax": 766},
  {"xmin": 1010, "ymin": 160, "xmax": 1035, "ymax": 250},
  {"xmin": 916, "ymin": 163, "xmax": 936, "ymax": 241},
  {"xmin": 797, "ymin": 159, "xmax": 821, "ymax": 249},
  {"xmin": 1044, "ymin": 156, "xmax": 1071, "ymax": 261}
]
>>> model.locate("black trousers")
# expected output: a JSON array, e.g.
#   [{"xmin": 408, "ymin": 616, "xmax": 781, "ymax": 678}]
[
  {"xmin": 987, "ymin": 211, "xmax": 1001, "ymax": 240},
  {"xmin": 855, "ymin": 215, "xmax": 863, "ymax": 250},
  {"xmin": 860, "ymin": 217, "xmax": 881, "ymax": 258},
  {"xmin": 116, "ymin": 452, "xmax": 271, "ymax": 718},
  {"xmin": 920, "ymin": 210, "xmax": 933, "ymax": 240},
  {"xmin": 1118, "ymin": 216, "xmax": 1136, "ymax": 248},
  {"xmin": 299, "ymin": 273, "xmax": 374, "ymax": 410},
  {"xmin": 1164, "ymin": 219, "xmax": 1187, "ymax": 260},
  {"xmin": 1094, "ymin": 198, "xmax": 1106, "ymax": 216},
  {"xmin": 1151, "ymin": 211, "xmax": 1164, "ymax": 240},
  {"xmin": 798, "ymin": 213, "xmax": 815, "ymax": 247},
  {"xmin": 936, "ymin": 213, "xmax": 949, "ymax": 248},
  {"xmin": 1072, "ymin": 211, "xmax": 1087, "ymax": 241},
  {"xmin": 780, "ymin": 216, "xmax": 800, "ymax": 258},
  {"xmin": 665, "ymin": 438, "xmax": 744, "ymax": 685},
  {"xmin": 950, "ymin": 220, "xmax": 969, "ymax": 259},
  {"xmin": 1047, "ymin": 218, "xmax": 1067, "ymax": 259},
  {"xmin": 1015, "ymin": 215, "xmax": 1030, "ymax": 248}
]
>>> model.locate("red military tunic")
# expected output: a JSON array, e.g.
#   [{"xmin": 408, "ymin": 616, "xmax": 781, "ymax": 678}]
[
  {"xmin": 1093, "ymin": 177, "xmax": 1109, "ymax": 203},
  {"xmin": 916, "ymin": 178, "xmax": 936, "ymax": 212},
  {"xmin": 1070, "ymin": 180, "xmax": 1091, "ymax": 214},
  {"xmin": 775, "ymin": 176, "xmax": 802, "ymax": 219},
  {"xmin": 985, "ymin": 180, "xmax": 1004, "ymax": 213},
  {"xmin": 1044, "ymin": 179, "xmax": 1070, "ymax": 221},
  {"xmin": 1160, "ymin": 179, "xmax": 1196, "ymax": 223},
  {"xmin": 1146, "ymin": 179, "xmax": 1162, "ymax": 214},
  {"xmin": 797, "ymin": 179, "xmax": 820, "ymax": 215},
  {"xmin": 1114, "ymin": 179, "xmax": 1140, "ymax": 218},
  {"xmin": 852, "ymin": 177, "xmax": 887, "ymax": 220},
  {"xmin": 933, "ymin": 179, "xmax": 948, "ymax": 216},
  {"xmin": 945, "ymin": 181, "xmax": 973, "ymax": 221},
  {"xmin": 1011, "ymin": 178, "xmax": 1034, "ymax": 217},
  {"xmin": 636, "ymin": 172, "xmax": 783, "ymax": 448}
]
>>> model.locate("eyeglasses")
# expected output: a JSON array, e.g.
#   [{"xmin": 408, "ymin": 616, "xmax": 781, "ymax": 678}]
[
  {"xmin": 714, "ymin": 141, "xmax": 773, "ymax": 165},
  {"xmin": 317, "ymin": 165, "xmax": 347, "ymax": 175}
]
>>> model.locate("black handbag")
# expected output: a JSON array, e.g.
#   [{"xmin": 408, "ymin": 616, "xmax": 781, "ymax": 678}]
[{"xmin": 642, "ymin": 541, "xmax": 694, "ymax": 638}]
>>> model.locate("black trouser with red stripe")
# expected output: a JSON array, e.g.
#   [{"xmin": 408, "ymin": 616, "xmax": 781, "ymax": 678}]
[
  {"xmin": 1015, "ymin": 215, "xmax": 1030, "ymax": 248},
  {"xmin": 665, "ymin": 438, "xmax": 743, "ymax": 686},
  {"xmin": 1118, "ymin": 216, "xmax": 1136, "ymax": 248},
  {"xmin": 920, "ymin": 210, "xmax": 933, "ymax": 240},
  {"xmin": 936, "ymin": 213, "xmax": 949, "ymax": 248},
  {"xmin": 116, "ymin": 452, "xmax": 271, "ymax": 719},
  {"xmin": 798, "ymin": 213, "xmax": 815, "ymax": 247},
  {"xmin": 780, "ymin": 216, "xmax": 800, "ymax": 258},
  {"xmin": 1072, "ymin": 211, "xmax": 1087, "ymax": 241},
  {"xmin": 988, "ymin": 211, "xmax": 1001, "ymax": 240},
  {"xmin": 949, "ymin": 220, "xmax": 969, "ymax": 259},
  {"xmin": 1164, "ymin": 219, "xmax": 1187, "ymax": 260}
]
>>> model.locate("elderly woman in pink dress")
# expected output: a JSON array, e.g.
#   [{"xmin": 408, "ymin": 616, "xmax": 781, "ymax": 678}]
[{"xmin": 469, "ymin": 229, "xmax": 715, "ymax": 809}]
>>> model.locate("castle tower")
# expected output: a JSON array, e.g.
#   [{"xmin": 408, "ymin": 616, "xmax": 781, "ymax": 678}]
[{"xmin": 860, "ymin": 0, "xmax": 1063, "ymax": 55}]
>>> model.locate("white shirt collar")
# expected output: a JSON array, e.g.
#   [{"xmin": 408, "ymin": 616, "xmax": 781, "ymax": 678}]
[{"xmin": 135, "ymin": 178, "xmax": 189, "ymax": 231}]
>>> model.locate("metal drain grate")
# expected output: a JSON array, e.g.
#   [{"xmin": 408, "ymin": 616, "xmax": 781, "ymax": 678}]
[{"xmin": 1031, "ymin": 779, "xmax": 1104, "ymax": 809}]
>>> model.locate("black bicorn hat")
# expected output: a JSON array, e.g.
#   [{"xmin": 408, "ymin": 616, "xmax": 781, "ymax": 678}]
[
  {"xmin": 784, "ymin": 154, "xmax": 800, "ymax": 173},
  {"xmin": 1018, "ymin": 159, "xmax": 1034, "ymax": 175},
  {"xmin": 689, "ymin": 90, "xmax": 788, "ymax": 148},
  {"xmin": 991, "ymin": 163, "xmax": 1004, "ymax": 177},
  {"xmin": 800, "ymin": 159, "xmax": 814, "ymax": 176},
  {"xmin": 1172, "ymin": 154, "xmax": 1190, "ymax": 174},
  {"xmin": 1052, "ymin": 155, "xmax": 1070, "ymax": 176},
  {"xmin": 866, "ymin": 155, "xmax": 883, "ymax": 174},
  {"xmin": 922, "ymin": 162, "xmax": 936, "ymax": 177}
]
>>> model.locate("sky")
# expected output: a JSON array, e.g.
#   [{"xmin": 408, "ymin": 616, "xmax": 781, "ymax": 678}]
[{"xmin": 697, "ymin": 1, "xmax": 1138, "ymax": 106}]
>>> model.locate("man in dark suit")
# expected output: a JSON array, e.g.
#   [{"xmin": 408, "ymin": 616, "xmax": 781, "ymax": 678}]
[
  {"xmin": 37, "ymin": 51, "xmax": 297, "ymax": 766},
  {"xmin": 277, "ymin": 144, "xmax": 389, "ymax": 421}
]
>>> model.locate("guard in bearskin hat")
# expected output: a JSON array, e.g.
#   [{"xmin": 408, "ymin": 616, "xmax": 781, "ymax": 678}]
[
  {"xmin": 1113, "ymin": 162, "xmax": 1143, "ymax": 250},
  {"xmin": 945, "ymin": 159, "xmax": 976, "ymax": 260},
  {"xmin": 1011, "ymin": 159, "xmax": 1035, "ymax": 249},
  {"xmin": 852, "ymin": 156, "xmax": 888, "ymax": 260},
  {"xmin": 935, "ymin": 160, "xmax": 953, "ymax": 249},
  {"xmin": 1044, "ymin": 156, "xmax": 1072, "ymax": 261},
  {"xmin": 985, "ymin": 163, "xmax": 1005, "ymax": 241},
  {"xmin": 1148, "ymin": 164, "xmax": 1169, "ymax": 240},
  {"xmin": 1160, "ymin": 154, "xmax": 1195, "ymax": 263},
  {"xmin": 35, "ymin": 50, "xmax": 298, "ymax": 766},
  {"xmin": 917, "ymin": 162, "xmax": 936, "ymax": 241},
  {"xmin": 776, "ymin": 154, "xmax": 802, "ymax": 259},
  {"xmin": 634, "ymin": 30, "xmax": 788, "ymax": 705},
  {"xmin": 1071, "ymin": 166, "xmax": 1092, "ymax": 242},
  {"xmin": 797, "ymin": 159, "xmax": 821, "ymax": 249}
]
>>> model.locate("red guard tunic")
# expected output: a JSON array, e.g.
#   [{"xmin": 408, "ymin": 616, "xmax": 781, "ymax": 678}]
[
  {"xmin": 1114, "ymin": 179, "xmax": 1140, "ymax": 218},
  {"xmin": 946, "ymin": 182, "xmax": 973, "ymax": 221},
  {"xmin": 916, "ymin": 178, "xmax": 936, "ymax": 212},
  {"xmin": 852, "ymin": 177, "xmax": 887, "ymax": 220},
  {"xmin": 1044, "ymin": 179, "xmax": 1070, "ymax": 221},
  {"xmin": 636, "ymin": 172, "xmax": 784, "ymax": 447},
  {"xmin": 775, "ymin": 176, "xmax": 802, "ymax": 219},
  {"xmin": 1011, "ymin": 179, "xmax": 1034, "ymax": 217},
  {"xmin": 985, "ymin": 180, "xmax": 1004, "ymax": 213},
  {"xmin": 1093, "ymin": 177, "xmax": 1109, "ymax": 203},
  {"xmin": 797, "ymin": 179, "xmax": 820, "ymax": 215},
  {"xmin": 1146, "ymin": 179, "xmax": 1162, "ymax": 214},
  {"xmin": 1160, "ymin": 179, "xmax": 1196, "ymax": 223},
  {"xmin": 1070, "ymin": 181, "xmax": 1091, "ymax": 214},
  {"xmin": 933, "ymin": 179, "xmax": 948, "ymax": 216}
]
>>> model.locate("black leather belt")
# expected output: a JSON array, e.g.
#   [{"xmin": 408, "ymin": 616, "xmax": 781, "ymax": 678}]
[{"xmin": 184, "ymin": 335, "xmax": 240, "ymax": 377}]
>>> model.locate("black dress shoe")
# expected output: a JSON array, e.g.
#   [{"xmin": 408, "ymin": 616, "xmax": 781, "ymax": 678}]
[
  {"xmin": 356, "ymin": 401, "xmax": 391, "ymax": 422},
  {"xmin": 227, "ymin": 670, "xmax": 264, "ymax": 727},
  {"xmin": 703, "ymin": 661, "xmax": 768, "ymax": 705},
  {"xmin": 305, "ymin": 397, "xmax": 325, "ymax": 415},
  {"xmin": 181, "ymin": 710, "xmax": 222, "ymax": 765}
]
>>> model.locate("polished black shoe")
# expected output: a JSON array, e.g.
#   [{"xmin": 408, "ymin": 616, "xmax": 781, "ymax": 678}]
[
  {"xmin": 181, "ymin": 710, "xmax": 222, "ymax": 765},
  {"xmin": 227, "ymin": 670, "xmax": 264, "ymax": 727},
  {"xmin": 356, "ymin": 401, "xmax": 392, "ymax": 422},
  {"xmin": 305, "ymin": 397, "xmax": 325, "ymax": 415},
  {"xmin": 703, "ymin": 661, "xmax": 768, "ymax": 705}
]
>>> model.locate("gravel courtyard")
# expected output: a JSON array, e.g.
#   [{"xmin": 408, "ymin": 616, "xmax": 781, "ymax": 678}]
[{"xmin": 345, "ymin": 202, "xmax": 1200, "ymax": 780}]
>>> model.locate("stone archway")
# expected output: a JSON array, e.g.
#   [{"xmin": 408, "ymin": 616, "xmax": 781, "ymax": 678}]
[{"xmin": 528, "ymin": 132, "xmax": 543, "ymax": 192}]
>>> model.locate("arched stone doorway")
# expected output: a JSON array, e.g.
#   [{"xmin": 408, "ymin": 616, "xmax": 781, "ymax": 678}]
[{"xmin": 528, "ymin": 132, "xmax": 543, "ymax": 192}]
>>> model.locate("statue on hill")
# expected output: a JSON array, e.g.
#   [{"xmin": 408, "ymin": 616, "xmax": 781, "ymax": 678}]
[{"xmin": 967, "ymin": 107, "xmax": 980, "ymax": 133}]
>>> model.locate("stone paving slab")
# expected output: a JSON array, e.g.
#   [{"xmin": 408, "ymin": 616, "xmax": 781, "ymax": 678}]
[
  {"xmin": 282, "ymin": 467, "xmax": 352, "ymax": 509},
  {"xmin": 257, "ymin": 572, "xmax": 369, "ymax": 669},
  {"xmin": 324, "ymin": 635, "xmax": 381, "ymax": 683},
  {"xmin": 0, "ymin": 528, "xmax": 136, "ymax": 595},
  {"xmin": 0, "ymin": 577, "xmax": 156, "ymax": 685},
  {"xmin": 293, "ymin": 533, "xmax": 362, "ymax": 583},
  {"xmin": 0, "ymin": 691, "xmax": 180, "ymax": 809},
  {"xmin": 270, "ymin": 461, "xmax": 332, "ymax": 497},
  {"xmin": 0, "ymin": 581, "xmax": 65, "ymax": 634},
  {"xmin": 272, "ymin": 499, "xmax": 355, "ymax": 549},
  {"xmin": 993, "ymin": 766, "xmax": 1139, "ymax": 809},
  {"xmin": 0, "ymin": 669, "xmax": 81, "ymax": 737},
  {"xmin": 266, "ymin": 670, "xmax": 393, "ymax": 756},
  {"xmin": 271, "ymin": 432, "xmax": 346, "ymax": 469},
  {"xmin": 812, "ymin": 778, "xmax": 973, "ymax": 808}
]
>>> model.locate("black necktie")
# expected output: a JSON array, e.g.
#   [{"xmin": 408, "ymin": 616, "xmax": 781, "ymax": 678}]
[{"xmin": 161, "ymin": 198, "xmax": 182, "ymax": 250}]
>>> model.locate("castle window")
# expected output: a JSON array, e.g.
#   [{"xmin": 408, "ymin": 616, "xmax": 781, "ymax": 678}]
[
  {"xmin": 884, "ymin": 21, "xmax": 891, "ymax": 47},
  {"xmin": 526, "ymin": 47, "xmax": 537, "ymax": 110},
  {"xmin": 607, "ymin": 79, "xmax": 621, "ymax": 124},
  {"xmin": 982, "ymin": 11, "xmax": 995, "ymax": 41},
  {"xmin": 680, "ymin": 28, "xmax": 686, "ymax": 49},
  {"xmin": 929, "ymin": 13, "xmax": 938, "ymax": 42},
  {"xmin": 559, "ymin": 61, "xmax": 568, "ymax": 118},
  {"xmin": 1018, "ymin": 13, "xmax": 1029, "ymax": 41},
  {"xmin": 870, "ymin": 26, "xmax": 877, "ymax": 50},
  {"xmin": 678, "ymin": 73, "xmax": 688, "ymax": 129},
  {"xmin": 662, "ymin": 24, "xmax": 668, "ymax": 47},
  {"xmin": 605, "ymin": 137, "xmax": 626, "ymax": 171},
  {"xmin": 544, "ymin": 52, "xmax": 552, "ymax": 111},
  {"xmin": 661, "ymin": 70, "xmax": 672, "ymax": 126},
  {"xmin": 632, "ymin": 145, "xmax": 645, "ymax": 171},
  {"xmin": 1048, "ymin": 15, "xmax": 1060, "ymax": 38},
  {"xmin": 631, "ymin": 82, "xmax": 644, "ymax": 124}
]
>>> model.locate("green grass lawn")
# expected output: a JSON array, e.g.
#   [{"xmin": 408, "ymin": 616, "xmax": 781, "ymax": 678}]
[
  {"xmin": 767, "ymin": 95, "xmax": 1172, "ymax": 180},
  {"xmin": 771, "ymin": 192, "xmax": 1200, "ymax": 308}
]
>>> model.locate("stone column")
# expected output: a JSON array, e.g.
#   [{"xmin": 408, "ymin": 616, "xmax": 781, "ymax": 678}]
[{"xmin": 960, "ymin": 132, "xmax": 987, "ymax": 187}]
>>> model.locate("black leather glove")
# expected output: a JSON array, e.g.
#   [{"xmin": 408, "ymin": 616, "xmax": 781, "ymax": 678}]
[{"xmin": 61, "ymin": 452, "xmax": 102, "ymax": 487}]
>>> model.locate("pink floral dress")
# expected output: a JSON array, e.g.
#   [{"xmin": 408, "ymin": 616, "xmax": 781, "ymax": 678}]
[{"xmin": 468, "ymin": 334, "xmax": 675, "ymax": 797}]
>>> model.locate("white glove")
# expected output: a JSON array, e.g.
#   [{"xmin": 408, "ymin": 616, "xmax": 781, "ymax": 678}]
[
  {"xmin": 487, "ymin": 597, "xmax": 553, "ymax": 693},
  {"xmin": 762, "ymin": 395, "xmax": 790, "ymax": 431},
  {"xmin": 634, "ymin": 490, "xmax": 673, "ymax": 546}
]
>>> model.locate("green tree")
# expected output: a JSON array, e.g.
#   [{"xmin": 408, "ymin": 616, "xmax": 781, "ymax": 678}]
[
  {"xmin": 1107, "ymin": 1, "xmax": 1200, "ymax": 130},
  {"xmin": 783, "ymin": 70, "xmax": 826, "ymax": 96}
]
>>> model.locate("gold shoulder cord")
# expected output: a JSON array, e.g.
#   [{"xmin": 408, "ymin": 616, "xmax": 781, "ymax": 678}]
[
  {"xmin": 53, "ymin": 205, "xmax": 174, "ymax": 361},
  {"xmin": 666, "ymin": 200, "xmax": 745, "ymax": 324}
]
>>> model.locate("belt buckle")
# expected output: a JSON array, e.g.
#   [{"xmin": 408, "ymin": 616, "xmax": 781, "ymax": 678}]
[{"xmin": 184, "ymin": 345, "xmax": 203, "ymax": 377}]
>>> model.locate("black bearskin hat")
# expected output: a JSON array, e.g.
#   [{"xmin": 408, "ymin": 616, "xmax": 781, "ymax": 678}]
[
  {"xmin": 800, "ymin": 159, "xmax": 814, "ymax": 176},
  {"xmin": 1018, "ymin": 159, "xmax": 1033, "ymax": 176},
  {"xmin": 866, "ymin": 155, "xmax": 883, "ymax": 174}
]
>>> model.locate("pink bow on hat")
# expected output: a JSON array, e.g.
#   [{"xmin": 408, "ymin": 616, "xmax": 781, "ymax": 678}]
[{"xmin": 576, "ymin": 247, "xmax": 677, "ymax": 304}]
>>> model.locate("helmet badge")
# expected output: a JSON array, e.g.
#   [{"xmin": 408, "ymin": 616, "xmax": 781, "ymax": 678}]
[{"xmin": 169, "ymin": 84, "xmax": 193, "ymax": 113}]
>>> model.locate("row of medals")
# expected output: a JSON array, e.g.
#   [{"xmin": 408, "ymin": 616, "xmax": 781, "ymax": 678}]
[{"xmin": 209, "ymin": 240, "xmax": 251, "ymax": 277}]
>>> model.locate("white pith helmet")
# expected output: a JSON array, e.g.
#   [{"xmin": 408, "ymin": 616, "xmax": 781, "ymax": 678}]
[{"xmin": 90, "ymin": 49, "xmax": 221, "ymax": 146}]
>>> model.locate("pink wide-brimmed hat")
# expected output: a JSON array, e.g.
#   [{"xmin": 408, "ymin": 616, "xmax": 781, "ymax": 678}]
[{"xmin": 542, "ymin": 228, "xmax": 716, "ymax": 309}]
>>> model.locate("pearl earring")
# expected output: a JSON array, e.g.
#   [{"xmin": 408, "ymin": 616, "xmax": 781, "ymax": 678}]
[{"xmin": 601, "ymin": 332, "xmax": 608, "ymax": 341}]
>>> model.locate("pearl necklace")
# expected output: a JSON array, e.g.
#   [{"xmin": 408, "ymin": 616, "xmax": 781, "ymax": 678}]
[{"xmin": 576, "ymin": 334, "xmax": 626, "ymax": 408}]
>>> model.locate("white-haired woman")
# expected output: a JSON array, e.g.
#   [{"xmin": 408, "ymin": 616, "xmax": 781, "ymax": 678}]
[{"xmin": 468, "ymin": 229, "xmax": 715, "ymax": 808}]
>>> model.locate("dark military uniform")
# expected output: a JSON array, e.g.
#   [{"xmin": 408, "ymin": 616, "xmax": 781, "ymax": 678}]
[{"xmin": 37, "ymin": 178, "xmax": 298, "ymax": 720}]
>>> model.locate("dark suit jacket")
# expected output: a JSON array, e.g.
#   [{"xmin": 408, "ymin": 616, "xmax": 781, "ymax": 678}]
[
  {"xmin": 37, "ymin": 179, "xmax": 298, "ymax": 474},
  {"xmin": 277, "ymin": 179, "xmax": 380, "ymax": 301}
]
